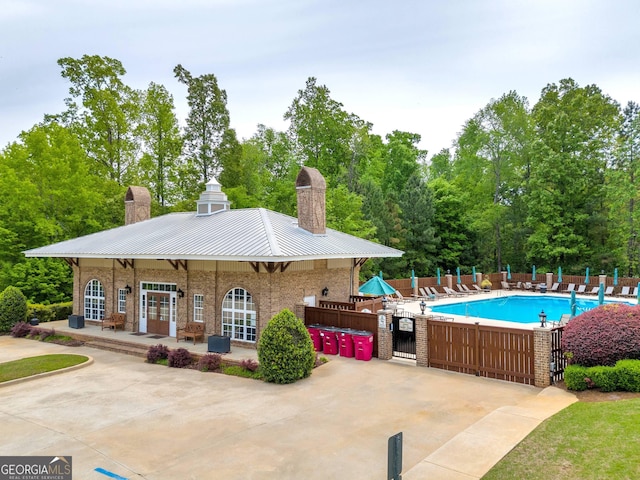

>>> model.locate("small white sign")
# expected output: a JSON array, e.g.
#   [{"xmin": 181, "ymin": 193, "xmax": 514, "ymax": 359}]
[
  {"xmin": 399, "ymin": 318, "xmax": 413, "ymax": 332},
  {"xmin": 378, "ymin": 314, "xmax": 386, "ymax": 328}
]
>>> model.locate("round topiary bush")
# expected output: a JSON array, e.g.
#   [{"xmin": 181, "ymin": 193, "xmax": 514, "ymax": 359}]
[
  {"xmin": 561, "ymin": 303, "xmax": 640, "ymax": 367},
  {"xmin": 258, "ymin": 309, "xmax": 315, "ymax": 384},
  {"xmin": 0, "ymin": 286, "xmax": 28, "ymax": 333}
]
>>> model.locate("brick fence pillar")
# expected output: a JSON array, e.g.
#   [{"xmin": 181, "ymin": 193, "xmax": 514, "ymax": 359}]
[
  {"xmin": 415, "ymin": 313, "xmax": 429, "ymax": 367},
  {"xmin": 377, "ymin": 309, "xmax": 393, "ymax": 360},
  {"xmin": 294, "ymin": 302, "xmax": 307, "ymax": 322},
  {"xmin": 534, "ymin": 327, "xmax": 551, "ymax": 387}
]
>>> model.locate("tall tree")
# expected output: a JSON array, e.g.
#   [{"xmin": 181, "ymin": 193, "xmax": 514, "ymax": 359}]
[
  {"xmin": 396, "ymin": 175, "xmax": 438, "ymax": 276},
  {"xmin": 284, "ymin": 77, "xmax": 355, "ymax": 184},
  {"xmin": 526, "ymin": 78, "xmax": 620, "ymax": 271},
  {"xmin": 56, "ymin": 55, "xmax": 141, "ymax": 184},
  {"xmin": 454, "ymin": 91, "xmax": 532, "ymax": 271},
  {"xmin": 382, "ymin": 130, "xmax": 427, "ymax": 194},
  {"xmin": 611, "ymin": 101, "xmax": 640, "ymax": 274},
  {"xmin": 174, "ymin": 64, "xmax": 231, "ymax": 185},
  {"xmin": 137, "ymin": 82, "xmax": 183, "ymax": 209},
  {"xmin": 0, "ymin": 123, "xmax": 118, "ymax": 301}
]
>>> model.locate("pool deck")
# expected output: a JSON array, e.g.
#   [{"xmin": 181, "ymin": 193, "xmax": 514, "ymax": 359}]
[{"xmin": 395, "ymin": 288, "xmax": 634, "ymax": 329}]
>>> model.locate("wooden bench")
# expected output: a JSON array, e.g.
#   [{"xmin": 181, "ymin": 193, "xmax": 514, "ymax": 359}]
[
  {"xmin": 177, "ymin": 322, "xmax": 205, "ymax": 344},
  {"xmin": 102, "ymin": 313, "xmax": 125, "ymax": 331}
]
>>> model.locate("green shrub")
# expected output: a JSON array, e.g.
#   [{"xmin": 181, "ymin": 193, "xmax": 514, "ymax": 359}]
[
  {"xmin": 27, "ymin": 302, "xmax": 73, "ymax": 323},
  {"xmin": 589, "ymin": 365, "xmax": 617, "ymax": 392},
  {"xmin": 561, "ymin": 304, "xmax": 640, "ymax": 366},
  {"xmin": 615, "ymin": 359, "xmax": 640, "ymax": 392},
  {"xmin": 0, "ymin": 286, "xmax": 28, "ymax": 332},
  {"xmin": 564, "ymin": 364, "xmax": 589, "ymax": 391},
  {"xmin": 222, "ymin": 365, "xmax": 263, "ymax": 380},
  {"xmin": 257, "ymin": 309, "xmax": 315, "ymax": 384}
]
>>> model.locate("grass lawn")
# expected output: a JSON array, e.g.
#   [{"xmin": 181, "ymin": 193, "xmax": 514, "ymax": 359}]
[
  {"xmin": 0, "ymin": 354, "xmax": 89, "ymax": 383},
  {"xmin": 483, "ymin": 398, "xmax": 640, "ymax": 480}
]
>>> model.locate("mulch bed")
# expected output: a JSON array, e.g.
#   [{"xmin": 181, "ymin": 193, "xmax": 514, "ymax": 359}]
[{"xmin": 556, "ymin": 381, "xmax": 640, "ymax": 402}]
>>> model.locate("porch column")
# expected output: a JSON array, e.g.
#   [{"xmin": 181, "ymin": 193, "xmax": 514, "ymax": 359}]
[
  {"xmin": 533, "ymin": 327, "xmax": 551, "ymax": 388},
  {"xmin": 546, "ymin": 272, "xmax": 553, "ymax": 287},
  {"xmin": 377, "ymin": 308, "xmax": 393, "ymax": 360},
  {"xmin": 415, "ymin": 313, "xmax": 429, "ymax": 367}
]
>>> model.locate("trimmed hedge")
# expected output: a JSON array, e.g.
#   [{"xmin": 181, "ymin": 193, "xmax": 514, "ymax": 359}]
[
  {"xmin": 27, "ymin": 302, "xmax": 73, "ymax": 323},
  {"xmin": 258, "ymin": 309, "xmax": 315, "ymax": 384},
  {"xmin": 564, "ymin": 360, "xmax": 640, "ymax": 392},
  {"xmin": 561, "ymin": 303, "xmax": 640, "ymax": 366}
]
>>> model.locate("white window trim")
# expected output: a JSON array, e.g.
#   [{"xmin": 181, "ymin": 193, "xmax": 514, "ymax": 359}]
[
  {"xmin": 118, "ymin": 288, "xmax": 127, "ymax": 313},
  {"xmin": 193, "ymin": 294, "xmax": 204, "ymax": 323}
]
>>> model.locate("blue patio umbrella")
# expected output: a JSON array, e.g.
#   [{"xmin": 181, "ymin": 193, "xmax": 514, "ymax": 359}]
[
  {"xmin": 570, "ymin": 290, "xmax": 577, "ymax": 318},
  {"xmin": 437, "ymin": 268, "xmax": 441, "ymax": 285},
  {"xmin": 598, "ymin": 283, "xmax": 604, "ymax": 305},
  {"xmin": 472, "ymin": 266, "xmax": 477, "ymax": 283},
  {"xmin": 411, "ymin": 269, "xmax": 416, "ymax": 289},
  {"xmin": 558, "ymin": 266, "xmax": 562, "ymax": 284},
  {"xmin": 614, "ymin": 268, "xmax": 618, "ymax": 286},
  {"xmin": 532, "ymin": 265, "xmax": 536, "ymax": 281},
  {"xmin": 637, "ymin": 282, "xmax": 640, "ymax": 304},
  {"xmin": 379, "ymin": 270, "xmax": 383, "ymax": 279},
  {"xmin": 585, "ymin": 267, "xmax": 589, "ymax": 285},
  {"xmin": 507, "ymin": 264, "xmax": 511, "ymax": 280},
  {"xmin": 359, "ymin": 276, "xmax": 396, "ymax": 296},
  {"xmin": 456, "ymin": 267, "xmax": 461, "ymax": 284}
]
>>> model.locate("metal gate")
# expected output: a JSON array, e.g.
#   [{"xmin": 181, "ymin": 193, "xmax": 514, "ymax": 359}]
[{"xmin": 392, "ymin": 312, "xmax": 416, "ymax": 360}]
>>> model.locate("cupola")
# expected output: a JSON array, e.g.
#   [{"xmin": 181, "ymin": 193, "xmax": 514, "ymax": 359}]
[{"xmin": 196, "ymin": 177, "xmax": 231, "ymax": 216}]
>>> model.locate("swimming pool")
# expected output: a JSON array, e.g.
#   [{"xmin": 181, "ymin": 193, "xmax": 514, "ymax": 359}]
[{"xmin": 430, "ymin": 295, "xmax": 629, "ymax": 324}]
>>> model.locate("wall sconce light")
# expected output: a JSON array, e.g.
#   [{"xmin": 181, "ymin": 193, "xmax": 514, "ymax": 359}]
[
  {"xmin": 125, "ymin": 285, "xmax": 132, "ymax": 294},
  {"xmin": 420, "ymin": 299, "xmax": 427, "ymax": 315},
  {"xmin": 539, "ymin": 309, "xmax": 547, "ymax": 328},
  {"xmin": 381, "ymin": 296, "xmax": 388, "ymax": 311},
  {"xmin": 322, "ymin": 287, "xmax": 329, "ymax": 297},
  {"xmin": 177, "ymin": 289, "xmax": 184, "ymax": 298}
]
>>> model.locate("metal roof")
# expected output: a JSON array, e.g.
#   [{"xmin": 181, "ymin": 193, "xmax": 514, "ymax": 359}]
[{"xmin": 24, "ymin": 208, "xmax": 403, "ymax": 262}]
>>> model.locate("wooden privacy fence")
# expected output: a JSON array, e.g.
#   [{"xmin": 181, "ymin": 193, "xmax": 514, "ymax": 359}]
[
  {"xmin": 427, "ymin": 319, "xmax": 535, "ymax": 385},
  {"xmin": 304, "ymin": 307, "xmax": 378, "ymax": 357}
]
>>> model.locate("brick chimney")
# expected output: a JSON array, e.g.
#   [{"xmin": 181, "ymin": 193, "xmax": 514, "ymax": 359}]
[
  {"xmin": 295, "ymin": 166, "xmax": 326, "ymax": 235},
  {"xmin": 124, "ymin": 186, "xmax": 151, "ymax": 225}
]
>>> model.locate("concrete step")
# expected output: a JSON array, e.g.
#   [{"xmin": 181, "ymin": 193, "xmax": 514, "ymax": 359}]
[{"xmin": 84, "ymin": 339, "xmax": 149, "ymax": 358}]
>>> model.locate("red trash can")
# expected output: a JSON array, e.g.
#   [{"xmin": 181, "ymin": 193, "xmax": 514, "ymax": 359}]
[
  {"xmin": 339, "ymin": 329, "xmax": 356, "ymax": 358},
  {"xmin": 353, "ymin": 331, "xmax": 374, "ymax": 361},
  {"xmin": 306, "ymin": 325, "xmax": 323, "ymax": 352},
  {"xmin": 321, "ymin": 327, "xmax": 339, "ymax": 355}
]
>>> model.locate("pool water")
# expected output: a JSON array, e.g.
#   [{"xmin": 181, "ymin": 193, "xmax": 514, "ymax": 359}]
[{"xmin": 430, "ymin": 295, "xmax": 628, "ymax": 324}]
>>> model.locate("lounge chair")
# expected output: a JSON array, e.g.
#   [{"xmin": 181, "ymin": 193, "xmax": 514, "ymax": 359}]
[
  {"xmin": 617, "ymin": 286, "xmax": 631, "ymax": 297},
  {"xmin": 472, "ymin": 284, "xmax": 486, "ymax": 293},
  {"xmin": 427, "ymin": 286, "xmax": 447, "ymax": 299},
  {"xmin": 501, "ymin": 281, "xmax": 511, "ymax": 290},
  {"xmin": 576, "ymin": 285, "xmax": 587, "ymax": 294},
  {"xmin": 460, "ymin": 284, "xmax": 480, "ymax": 295},
  {"xmin": 393, "ymin": 290, "xmax": 406, "ymax": 304},
  {"xmin": 585, "ymin": 286, "xmax": 599, "ymax": 295},
  {"xmin": 562, "ymin": 283, "xmax": 576, "ymax": 293},
  {"xmin": 443, "ymin": 286, "xmax": 466, "ymax": 297},
  {"xmin": 523, "ymin": 282, "xmax": 533, "ymax": 290},
  {"xmin": 632, "ymin": 287, "xmax": 639, "ymax": 298},
  {"xmin": 419, "ymin": 287, "xmax": 436, "ymax": 301},
  {"xmin": 549, "ymin": 283, "xmax": 560, "ymax": 293},
  {"xmin": 604, "ymin": 286, "xmax": 614, "ymax": 296}
]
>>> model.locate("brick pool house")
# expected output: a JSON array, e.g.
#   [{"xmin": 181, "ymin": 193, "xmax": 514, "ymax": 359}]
[{"xmin": 25, "ymin": 167, "xmax": 402, "ymax": 348}]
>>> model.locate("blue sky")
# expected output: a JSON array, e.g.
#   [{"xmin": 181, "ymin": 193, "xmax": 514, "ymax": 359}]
[{"xmin": 1, "ymin": 0, "xmax": 639, "ymax": 157}]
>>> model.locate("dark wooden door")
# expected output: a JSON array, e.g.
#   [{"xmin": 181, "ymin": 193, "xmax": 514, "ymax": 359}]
[{"xmin": 147, "ymin": 293, "xmax": 170, "ymax": 335}]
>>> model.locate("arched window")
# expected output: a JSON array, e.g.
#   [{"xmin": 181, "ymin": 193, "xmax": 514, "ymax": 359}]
[
  {"xmin": 222, "ymin": 288, "xmax": 256, "ymax": 342},
  {"xmin": 84, "ymin": 279, "xmax": 105, "ymax": 320}
]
